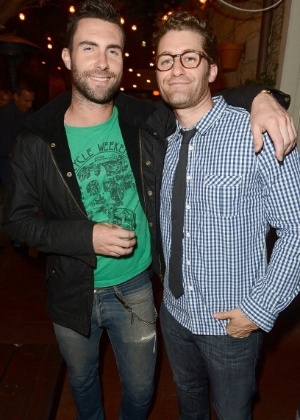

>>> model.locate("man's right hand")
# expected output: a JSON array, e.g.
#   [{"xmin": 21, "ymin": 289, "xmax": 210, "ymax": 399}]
[{"xmin": 92, "ymin": 222, "xmax": 136, "ymax": 257}]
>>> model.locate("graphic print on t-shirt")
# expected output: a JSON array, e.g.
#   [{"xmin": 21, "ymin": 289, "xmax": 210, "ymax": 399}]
[{"xmin": 66, "ymin": 108, "xmax": 138, "ymax": 224}]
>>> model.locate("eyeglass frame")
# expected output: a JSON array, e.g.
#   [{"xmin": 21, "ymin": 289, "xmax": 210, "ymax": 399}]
[{"xmin": 155, "ymin": 49, "xmax": 213, "ymax": 72}]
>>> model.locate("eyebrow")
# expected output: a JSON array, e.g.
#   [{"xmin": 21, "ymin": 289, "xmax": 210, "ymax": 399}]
[{"xmin": 78, "ymin": 40, "xmax": 123, "ymax": 51}]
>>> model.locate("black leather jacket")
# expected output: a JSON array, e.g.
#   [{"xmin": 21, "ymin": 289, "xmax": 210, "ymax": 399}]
[
  {"xmin": 3, "ymin": 87, "xmax": 290, "ymax": 335},
  {"xmin": 3, "ymin": 91, "xmax": 175, "ymax": 335}
]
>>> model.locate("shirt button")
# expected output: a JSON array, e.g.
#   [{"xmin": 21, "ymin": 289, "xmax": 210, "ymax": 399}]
[
  {"xmin": 67, "ymin": 172, "xmax": 72, "ymax": 177},
  {"xmin": 149, "ymin": 221, "xmax": 154, "ymax": 227},
  {"xmin": 186, "ymin": 232, "xmax": 191, "ymax": 238},
  {"xmin": 187, "ymin": 175, "xmax": 191, "ymax": 180},
  {"xmin": 50, "ymin": 143, "xmax": 56, "ymax": 148},
  {"xmin": 145, "ymin": 160, "xmax": 151, "ymax": 166},
  {"xmin": 186, "ymin": 204, "xmax": 191, "ymax": 210},
  {"xmin": 148, "ymin": 190, "xmax": 153, "ymax": 196},
  {"xmin": 187, "ymin": 260, "xmax": 191, "ymax": 265}
]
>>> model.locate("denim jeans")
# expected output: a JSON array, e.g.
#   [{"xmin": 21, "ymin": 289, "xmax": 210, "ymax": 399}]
[
  {"xmin": 160, "ymin": 302, "xmax": 263, "ymax": 420},
  {"xmin": 54, "ymin": 270, "xmax": 157, "ymax": 420}
]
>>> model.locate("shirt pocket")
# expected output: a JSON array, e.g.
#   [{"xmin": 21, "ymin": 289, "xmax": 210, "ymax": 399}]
[{"xmin": 203, "ymin": 173, "xmax": 243, "ymax": 218}]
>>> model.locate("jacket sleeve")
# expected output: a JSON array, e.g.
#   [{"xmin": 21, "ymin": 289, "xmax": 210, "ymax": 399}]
[
  {"xmin": 3, "ymin": 132, "xmax": 96, "ymax": 265},
  {"xmin": 219, "ymin": 85, "xmax": 291, "ymax": 111}
]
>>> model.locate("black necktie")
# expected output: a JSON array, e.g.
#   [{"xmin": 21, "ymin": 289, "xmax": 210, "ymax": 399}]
[{"xmin": 168, "ymin": 128, "xmax": 197, "ymax": 299}]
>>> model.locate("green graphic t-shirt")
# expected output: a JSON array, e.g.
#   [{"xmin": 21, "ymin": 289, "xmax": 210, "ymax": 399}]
[{"xmin": 65, "ymin": 107, "xmax": 151, "ymax": 287}]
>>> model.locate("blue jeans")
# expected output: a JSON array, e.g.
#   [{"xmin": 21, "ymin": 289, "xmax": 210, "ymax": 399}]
[
  {"xmin": 54, "ymin": 271, "xmax": 157, "ymax": 420},
  {"xmin": 160, "ymin": 303, "xmax": 263, "ymax": 420}
]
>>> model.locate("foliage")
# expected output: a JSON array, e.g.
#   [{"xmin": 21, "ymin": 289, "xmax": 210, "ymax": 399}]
[{"xmin": 244, "ymin": 68, "xmax": 278, "ymax": 88}]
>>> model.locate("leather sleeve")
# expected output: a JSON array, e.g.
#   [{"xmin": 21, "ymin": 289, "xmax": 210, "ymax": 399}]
[{"xmin": 218, "ymin": 85, "xmax": 291, "ymax": 111}]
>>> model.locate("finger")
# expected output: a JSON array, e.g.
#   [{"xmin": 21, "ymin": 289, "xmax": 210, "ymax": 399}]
[
  {"xmin": 264, "ymin": 125, "xmax": 285, "ymax": 161},
  {"xmin": 283, "ymin": 120, "xmax": 297, "ymax": 155},
  {"xmin": 251, "ymin": 126, "xmax": 264, "ymax": 154},
  {"xmin": 227, "ymin": 332, "xmax": 251, "ymax": 338}
]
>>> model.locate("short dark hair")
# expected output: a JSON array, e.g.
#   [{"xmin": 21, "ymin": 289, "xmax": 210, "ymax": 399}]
[
  {"xmin": 66, "ymin": 0, "xmax": 125, "ymax": 51},
  {"xmin": 13, "ymin": 80, "xmax": 35, "ymax": 96},
  {"xmin": 153, "ymin": 11, "xmax": 218, "ymax": 64}
]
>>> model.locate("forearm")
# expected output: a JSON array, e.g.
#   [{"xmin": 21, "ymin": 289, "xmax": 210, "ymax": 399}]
[
  {"xmin": 219, "ymin": 85, "xmax": 291, "ymax": 111},
  {"xmin": 3, "ymin": 209, "xmax": 96, "ymax": 259}
]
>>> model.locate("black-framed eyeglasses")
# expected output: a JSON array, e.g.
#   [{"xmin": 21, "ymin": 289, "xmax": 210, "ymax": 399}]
[{"xmin": 155, "ymin": 49, "xmax": 211, "ymax": 72}]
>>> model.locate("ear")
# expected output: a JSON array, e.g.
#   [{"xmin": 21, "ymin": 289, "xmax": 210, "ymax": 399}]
[
  {"xmin": 208, "ymin": 63, "xmax": 218, "ymax": 83},
  {"xmin": 62, "ymin": 48, "xmax": 71, "ymax": 70}
]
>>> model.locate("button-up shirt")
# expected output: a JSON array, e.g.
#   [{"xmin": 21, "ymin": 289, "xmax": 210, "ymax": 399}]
[{"xmin": 160, "ymin": 96, "xmax": 300, "ymax": 335}]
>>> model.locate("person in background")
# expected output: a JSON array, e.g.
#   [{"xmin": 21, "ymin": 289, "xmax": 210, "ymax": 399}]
[
  {"xmin": 0, "ymin": 88, "xmax": 13, "ymax": 108},
  {"xmin": 154, "ymin": 11, "xmax": 300, "ymax": 419},
  {"xmin": 2, "ymin": 1, "xmax": 297, "ymax": 419},
  {"xmin": 0, "ymin": 81, "xmax": 35, "ymax": 193}
]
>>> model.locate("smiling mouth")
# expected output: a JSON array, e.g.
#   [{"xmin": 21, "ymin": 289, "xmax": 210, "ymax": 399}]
[{"xmin": 90, "ymin": 75, "xmax": 111, "ymax": 81}]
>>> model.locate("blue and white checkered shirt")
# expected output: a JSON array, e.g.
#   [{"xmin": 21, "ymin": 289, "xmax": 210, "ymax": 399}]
[{"xmin": 160, "ymin": 96, "xmax": 300, "ymax": 335}]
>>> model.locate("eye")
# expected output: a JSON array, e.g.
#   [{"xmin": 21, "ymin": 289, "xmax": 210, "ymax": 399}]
[
  {"xmin": 82, "ymin": 44, "xmax": 94, "ymax": 51},
  {"xmin": 183, "ymin": 53, "xmax": 198, "ymax": 63},
  {"xmin": 158, "ymin": 56, "xmax": 173, "ymax": 67},
  {"xmin": 107, "ymin": 48, "xmax": 121, "ymax": 57}
]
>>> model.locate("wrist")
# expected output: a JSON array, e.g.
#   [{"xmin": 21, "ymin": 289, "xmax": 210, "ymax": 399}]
[{"xmin": 260, "ymin": 89, "xmax": 272, "ymax": 96}]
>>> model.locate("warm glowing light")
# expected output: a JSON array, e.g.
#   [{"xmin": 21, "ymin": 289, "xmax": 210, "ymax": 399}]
[
  {"xmin": 57, "ymin": 66, "xmax": 62, "ymax": 70},
  {"xmin": 153, "ymin": 91, "xmax": 160, "ymax": 96},
  {"xmin": 128, "ymin": 68, "xmax": 133, "ymax": 72},
  {"xmin": 125, "ymin": 52, "xmax": 130, "ymax": 57},
  {"xmin": 47, "ymin": 36, "xmax": 52, "ymax": 41},
  {"xmin": 41, "ymin": 61, "xmax": 46, "ymax": 65},
  {"xmin": 137, "ymin": 73, "xmax": 141, "ymax": 77},
  {"xmin": 163, "ymin": 11, "xmax": 173, "ymax": 21},
  {"xmin": 131, "ymin": 25, "xmax": 137, "ymax": 31},
  {"xmin": 149, "ymin": 63, "xmax": 154, "ymax": 67},
  {"xmin": 146, "ymin": 80, "xmax": 151, "ymax": 83},
  {"xmin": 47, "ymin": 44, "xmax": 53, "ymax": 49},
  {"xmin": 142, "ymin": 41, "xmax": 146, "ymax": 47},
  {"xmin": 120, "ymin": 17, "xmax": 125, "ymax": 25},
  {"xmin": 69, "ymin": 5, "xmax": 75, "ymax": 13},
  {"xmin": 199, "ymin": 0, "xmax": 207, "ymax": 3},
  {"xmin": 19, "ymin": 13, "xmax": 25, "ymax": 21},
  {"xmin": 133, "ymin": 84, "xmax": 137, "ymax": 88},
  {"xmin": 120, "ymin": 87, "xmax": 125, "ymax": 91}
]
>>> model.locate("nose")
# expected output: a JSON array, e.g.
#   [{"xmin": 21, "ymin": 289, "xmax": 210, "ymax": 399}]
[
  {"xmin": 171, "ymin": 55, "xmax": 185, "ymax": 75},
  {"xmin": 94, "ymin": 52, "xmax": 109, "ymax": 70}
]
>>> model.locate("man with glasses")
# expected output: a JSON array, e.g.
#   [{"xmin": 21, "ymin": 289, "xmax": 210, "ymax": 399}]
[
  {"xmin": 155, "ymin": 11, "xmax": 300, "ymax": 419},
  {"xmin": 3, "ymin": 1, "xmax": 297, "ymax": 419}
]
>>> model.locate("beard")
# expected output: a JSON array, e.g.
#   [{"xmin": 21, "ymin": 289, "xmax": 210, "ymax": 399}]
[
  {"xmin": 71, "ymin": 65, "xmax": 122, "ymax": 105},
  {"xmin": 158, "ymin": 72, "xmax": 211, "ymax": 110}
]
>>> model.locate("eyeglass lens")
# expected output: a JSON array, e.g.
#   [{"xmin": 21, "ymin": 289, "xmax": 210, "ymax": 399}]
[{"xmin": 156, "ymin": 51, "xmax": 202, "ymax": 71}]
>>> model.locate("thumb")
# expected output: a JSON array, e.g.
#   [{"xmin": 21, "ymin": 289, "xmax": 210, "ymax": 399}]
[{"xmin": 213, "ymin": 311, "xmax": 231, "ymax": 320}]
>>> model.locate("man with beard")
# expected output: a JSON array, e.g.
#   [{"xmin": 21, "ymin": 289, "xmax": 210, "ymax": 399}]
[
  {"xmin": 3, "ymin": 1, "xmax": 297, "ymax": 419},
  {"xmin": 155, "ymin": 12, "xmax": 300, "ymax": 419}
]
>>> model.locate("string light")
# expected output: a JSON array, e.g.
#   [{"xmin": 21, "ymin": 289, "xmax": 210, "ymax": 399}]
[{"xmin": 216, "ymin": 0, "xmax": 284, "ymax": 13}]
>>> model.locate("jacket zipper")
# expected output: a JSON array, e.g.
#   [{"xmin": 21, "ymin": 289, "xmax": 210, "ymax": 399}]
[{"xmin": 49, "ymin": 146, "xmax": 88, "ymax": 219}]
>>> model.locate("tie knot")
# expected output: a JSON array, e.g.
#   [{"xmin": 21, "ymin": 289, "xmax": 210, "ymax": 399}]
[{"xmin": 180, "ymin": 128, "xmax": 197, "ymax": 144}]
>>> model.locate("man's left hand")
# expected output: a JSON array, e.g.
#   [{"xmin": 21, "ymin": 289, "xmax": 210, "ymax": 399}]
[
  {"xmin": 251, "ymin": 91, "xmax": 297, "ymax": 161},
  {"xmin": 213, "ymin": 308, "xmax": 259, "ymax": 338}
]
